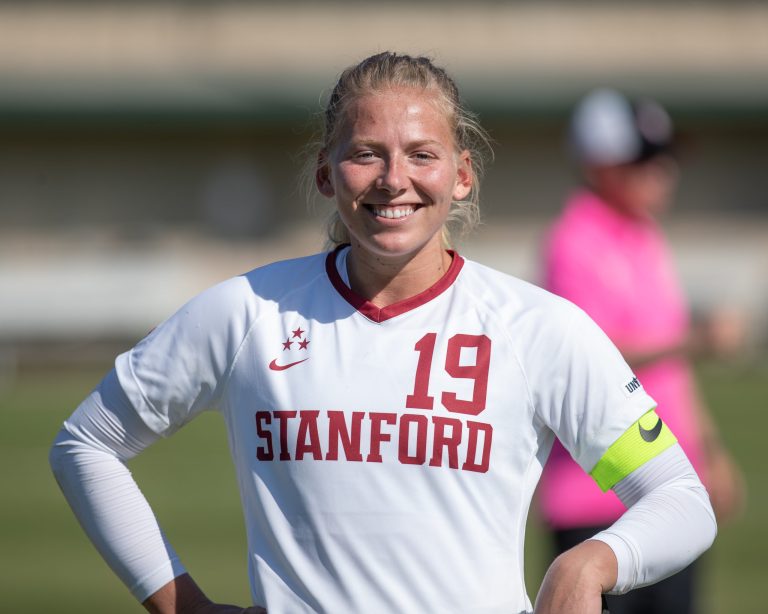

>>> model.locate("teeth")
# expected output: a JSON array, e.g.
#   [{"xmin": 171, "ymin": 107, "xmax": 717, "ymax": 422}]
[{"xmin": 372, "ymin": 206, "xmax": 415, "ymax": 219}]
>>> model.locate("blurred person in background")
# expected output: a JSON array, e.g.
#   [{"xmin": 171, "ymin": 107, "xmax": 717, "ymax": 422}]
[{"xmin": 537, "ymin": 88, "xmax": 746, "ymax": 614}]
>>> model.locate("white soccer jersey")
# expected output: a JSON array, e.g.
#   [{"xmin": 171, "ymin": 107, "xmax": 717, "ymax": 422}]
[{"xmin": 114, "ymin": 246, "xmax": 655, "ymax": 613}]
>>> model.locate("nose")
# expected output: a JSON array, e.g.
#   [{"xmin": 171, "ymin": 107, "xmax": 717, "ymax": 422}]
[{"xmin": 376, "ymin": 157, "xmax": 407, "ymax": 194}]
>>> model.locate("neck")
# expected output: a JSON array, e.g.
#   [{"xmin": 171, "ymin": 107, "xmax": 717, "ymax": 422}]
[{"xmin": 346, "ymin": 241, "xmax": 453, "ymax": 308}]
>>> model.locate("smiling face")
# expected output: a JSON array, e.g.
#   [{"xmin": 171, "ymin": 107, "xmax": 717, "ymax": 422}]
[{"xmin": 317, "ymin": 87, "xmax": 472, "ymax": 267}]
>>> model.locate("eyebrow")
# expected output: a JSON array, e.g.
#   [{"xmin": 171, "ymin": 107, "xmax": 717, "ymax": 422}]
[{"xmin": 351, "ymin": 138, "xmax": 448, "ymax": 149}]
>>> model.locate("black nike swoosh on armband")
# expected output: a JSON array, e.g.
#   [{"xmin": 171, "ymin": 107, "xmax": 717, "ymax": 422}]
[{"xmin": 638, "ymin": 417, "xmax": 663, "ymax": 442}]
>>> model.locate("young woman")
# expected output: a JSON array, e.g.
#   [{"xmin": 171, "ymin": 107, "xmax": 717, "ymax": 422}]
[{"xmin": 50, "ymin": 53, "xmax": 716, "ymax": 614}]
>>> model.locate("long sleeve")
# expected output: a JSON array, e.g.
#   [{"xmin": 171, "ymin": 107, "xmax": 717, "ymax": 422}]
[
  {"xmin": 591, "ymin": 444, "xmax": 717, "ymax": 594},
  {"xmin": 49, "ymin": 369, "xmax": 187, "ymax": 602}
]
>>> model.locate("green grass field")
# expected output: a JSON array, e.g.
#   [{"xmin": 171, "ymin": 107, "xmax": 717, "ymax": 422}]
[{"xmin": 0, "ymin": 359, "xmax": 765, "ymax": 612}]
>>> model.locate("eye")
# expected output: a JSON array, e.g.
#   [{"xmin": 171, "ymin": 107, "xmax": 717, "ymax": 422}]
[
  {"xmin": 353, "ymin": 150, "xmax": 378, "ymax": 162},
  {"xmin": 411, "ymin": 151, "xmax": 436, "ymax": 163}
]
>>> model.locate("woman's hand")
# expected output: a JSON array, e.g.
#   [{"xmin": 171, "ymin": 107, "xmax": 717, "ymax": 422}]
[
  {"xmin": 534, "ymin": 539, "xmax": 617, "ymax": 614},
  {"xmin": 143, "ymin": 573, "xmax": 266, "ymax": 614},
  {"xmin": 191, "ymin": 606, "xmax": 266, "ymax": 614}
]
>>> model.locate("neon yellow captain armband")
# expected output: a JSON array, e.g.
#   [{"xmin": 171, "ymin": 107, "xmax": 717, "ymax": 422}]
[{"xmin": 589, "ymin": 408, "xmax": 677, "ymax": 492}]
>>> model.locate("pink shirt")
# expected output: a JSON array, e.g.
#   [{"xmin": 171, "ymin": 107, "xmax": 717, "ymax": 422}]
[{"xmin": 538, "ymin": 189, "xmax": 705, "ymax": 528}]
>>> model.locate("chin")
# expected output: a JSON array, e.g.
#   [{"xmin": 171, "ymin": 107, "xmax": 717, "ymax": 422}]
[{"xmin": 357, "ymin": 234, "xmax": 433, "ymax": 260}]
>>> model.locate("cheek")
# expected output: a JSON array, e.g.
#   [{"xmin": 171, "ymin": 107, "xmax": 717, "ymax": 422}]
[
  {"xmin": 423, "ymin": 166, "xmax": 458, "ymax": 200},
  {"xmin": 333, "ymin": 178, "xmax": 368, "ymax": 210},
  {"xmin": 334, "ymin": 162, "xmax": 376, "ymax": 194},
  {"xmin": 331, "ymin": 168, "xmax": 354, "ymax": 197}
]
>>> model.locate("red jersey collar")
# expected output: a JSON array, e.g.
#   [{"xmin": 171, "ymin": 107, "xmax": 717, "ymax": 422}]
[{"xmin": 325, "ymin": 244, "xmax": 464, "ymax": 323}]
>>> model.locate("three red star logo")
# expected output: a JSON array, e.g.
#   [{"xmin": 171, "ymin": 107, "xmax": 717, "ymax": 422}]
[{"xmin": 269, "ymin": 325, "xmax": 311, "ymax": 371}]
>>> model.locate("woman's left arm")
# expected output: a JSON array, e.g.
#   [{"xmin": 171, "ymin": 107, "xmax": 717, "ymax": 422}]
[{"xmin": 534, "ymin": 444, "xmax": 716, "ymax": 613}]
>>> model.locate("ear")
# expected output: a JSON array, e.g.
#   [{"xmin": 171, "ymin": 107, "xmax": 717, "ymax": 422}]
[
  {"xmin": 316, "ymin": 150, "xmax": 335, "ymax": 198},
  {"xmin": 452, "ymin": 150, "xmax": 473, "ymax": 201}
]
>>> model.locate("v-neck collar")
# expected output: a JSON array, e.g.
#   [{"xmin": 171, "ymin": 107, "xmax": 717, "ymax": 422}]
[{"xmin": 325, "ymin": 244, "xmax": 464, "ymax": 323}]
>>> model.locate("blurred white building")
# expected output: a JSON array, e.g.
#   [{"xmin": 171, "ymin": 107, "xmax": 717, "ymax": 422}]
[{"xmin": 1, "ymin": 1, "xmax": 767, "ymax": 356}]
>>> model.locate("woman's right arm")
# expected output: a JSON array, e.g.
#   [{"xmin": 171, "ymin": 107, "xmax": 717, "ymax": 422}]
[
  {"xmin": 49, "ymin": 369, "xmax": 261, "ymax": 612},
  {"xmin": 49, "ymin": 368, "xmax": 189, "ymax": 602}
]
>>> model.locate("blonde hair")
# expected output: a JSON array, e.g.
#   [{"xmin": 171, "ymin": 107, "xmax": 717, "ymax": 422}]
[{"xmin": 311, "ymin": 52, "xmax": 492, "ymax": 249}]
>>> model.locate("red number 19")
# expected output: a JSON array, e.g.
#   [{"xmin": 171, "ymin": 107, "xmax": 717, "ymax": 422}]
[{"xmin": 406, "ymin": 333, "xmax": 491, "ymax": 416}]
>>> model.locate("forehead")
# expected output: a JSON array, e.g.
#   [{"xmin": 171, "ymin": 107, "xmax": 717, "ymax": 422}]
[{"xmin": 338, "ymin": 87, "xmax": 454, "ymax": 142}]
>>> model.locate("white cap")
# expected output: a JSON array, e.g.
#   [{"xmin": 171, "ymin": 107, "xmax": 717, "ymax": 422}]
[{"xmin": 569, "ymin": 88, "xmax": 673, "ymax": 166}]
